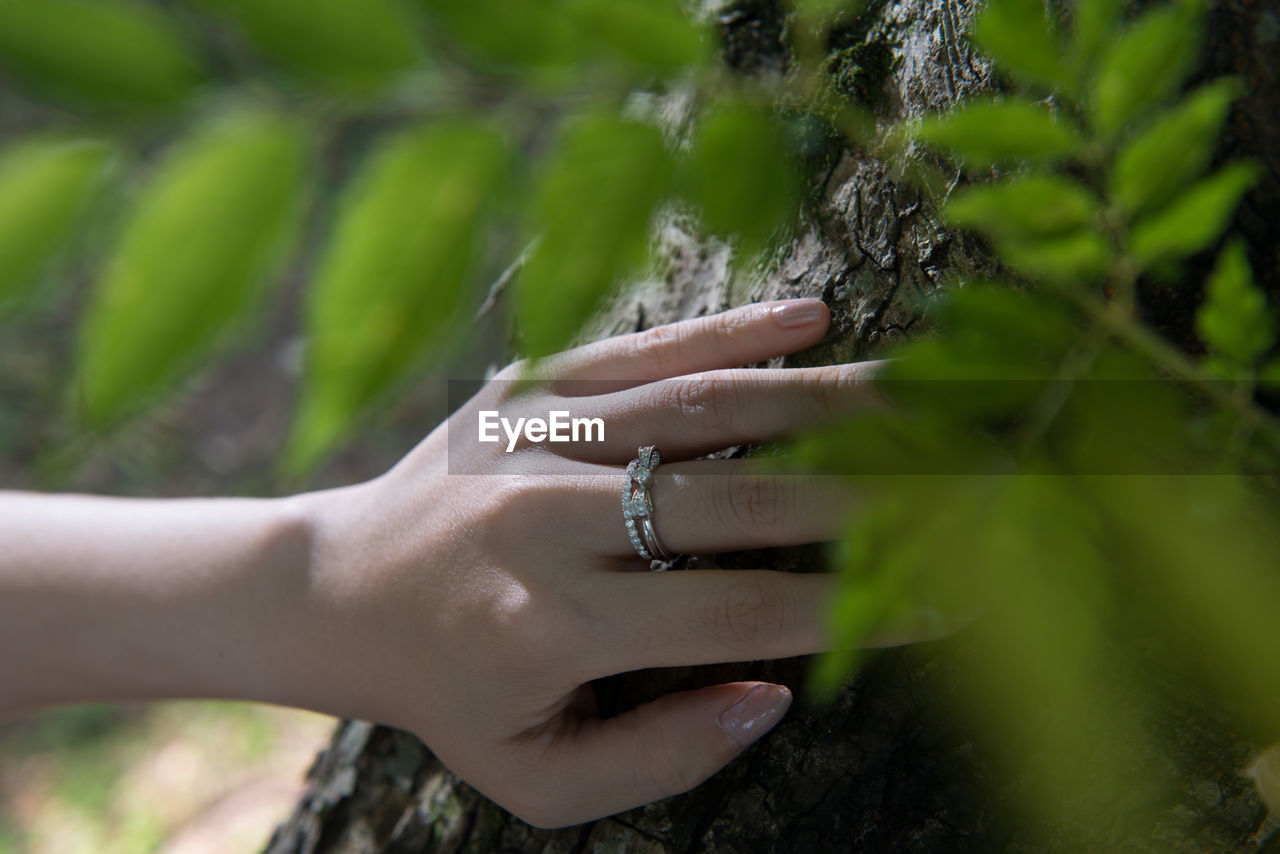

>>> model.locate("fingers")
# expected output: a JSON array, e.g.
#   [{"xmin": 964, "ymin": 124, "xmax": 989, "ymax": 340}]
[
  {"xmin": 555, "ymin": 361, "xmax": 885, "ymax": 462},
  {"xmin": 586, "ymin": 570, "xmax": 835, "ymax": 676},
  {"xmin": 542, "ymin": 300, "xmax": 831, "ymax": 394},
  {"xmin": 564, "ymin": 460, "xmax": 856, "ymax": 556},
  {"xmin": 513, "ymin": 682, "xmax": 792, "ymax": 828}
]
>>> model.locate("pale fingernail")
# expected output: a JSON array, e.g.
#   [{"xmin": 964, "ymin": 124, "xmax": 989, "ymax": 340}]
[
  {"xmin": 771, "ymin": 300, "xmax": 827, "ymax": 329},
  {"xmin": 718, "ymin": 684, "xmax": 792, "ymax": 748}
]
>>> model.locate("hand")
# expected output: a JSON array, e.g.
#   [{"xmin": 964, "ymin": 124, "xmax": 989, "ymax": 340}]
[{"xmin": 292, "ymin": 298, "xmax": 882, "ymax": 827}]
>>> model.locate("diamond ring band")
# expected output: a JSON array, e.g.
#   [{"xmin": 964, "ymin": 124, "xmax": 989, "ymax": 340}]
[{"xmin": 622, "ymin": 445, "xmax": 674, "ymax": 565}]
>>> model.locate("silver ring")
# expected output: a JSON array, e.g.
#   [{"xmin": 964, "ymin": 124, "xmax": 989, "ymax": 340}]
[{"xmin": 622, "ymin": 445, "xmax": 674, "ymax": 565}]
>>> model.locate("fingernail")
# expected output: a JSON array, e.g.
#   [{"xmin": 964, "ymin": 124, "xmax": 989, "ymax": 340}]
[
  {"xmin": 718, "ymin": 684, "xmax": 792, "ymax": 748},
  {"xmin": 771, "ymin": 300, "xmax": 827, "ymax": 329}
]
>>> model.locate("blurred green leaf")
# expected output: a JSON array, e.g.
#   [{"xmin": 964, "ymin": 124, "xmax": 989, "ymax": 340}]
[
  {"xmin": 418, "ymin": 0, "xmax": 582, "ymax": 76},
  {"xmin": 872, "ymin": 287, "xmax": 1080, "ymax": 418},
  {"xmin": 1071, "ymin": 0, "xmax": 1122, "ymax": 76},
  {"xmin": 914, "ymin": 98, "xmax": 1083, "ymax": 168},
  {"xmin": 76, "ymin": 113, "xmax": 307, "ymax": 427},
  {"xmin": 1091, "ymin": 0, "xmax": 1201, "ymax": 138},
  {"xmin": 566, "ymin": 0, "xmax": 707, "ymax": 74},
  {"xmin": 970, "ymin": 0, "xmax": 1067, "ymax": 90},
  {"xmin": 288, "ymin": 121, "xmax": 509, "ymax": 472},
  {"xmin": 1259, "ymin": 360, "xmax": 1280, "ymax": 389},
  {"xmin": 944, "ymin": 174, "xmax": 1100, "ymax": 241},
  {"xmin": 889, "ymin": 283, "xmax": 1077, "ymax": 378},
  {"xmin": 0, "ymin": 139, "xmax": 113, "ymax": 315},
  {"xmin": 682, "ymin": 103, "xmax": 800, "ymax": 250},
  {"xmin": 811, "ymin": 509, "xmax": 896, "ymax": 698},
  {"xmin": 1100, "ymin": 477, "xmax": 1280, "ymax": 737},
  {"xmin": 1000, "ymin": 229, "xmax": 1112, "ymax": 283},
  {"xmin": 1197, "ymin": 239, "xmax": 1272, "ymax": 366},
  {"xmin": 793, "ymin": 407, "xmax": 1012, "ymax": 474},
  {"xmin": 1055, "ymin": 352, "xmax": 1198, "ymax": 475},
  {"xmin": 811, "ymin": 481, "xmax": 980, "ymax": 698},
  {"xmin": 199, "ymin": 0, "xmax": 423, "ymax": 91},
  {"xmin": 516, "ymin": 114, "xmax": 672, "ymax": 358},
  {"xmin": 1111, "ymin": 78, "xmax": 1241, "ymax": 217},
  {"xmin": 955, "ymin": 477, "xmax": 1161, "ymax": 830},
  {"xmin": 0, "ymin": 0, "xmax": 204, "ymax": 109},
  {"xmin": 1129, "ymin": 162, "xmax": 1258, "ymax": 266}
]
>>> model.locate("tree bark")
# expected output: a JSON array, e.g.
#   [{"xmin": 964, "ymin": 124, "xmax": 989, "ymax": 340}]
[{"xmin": 264, "ymin": 1, "xmax": 1280, "ymax": 850}]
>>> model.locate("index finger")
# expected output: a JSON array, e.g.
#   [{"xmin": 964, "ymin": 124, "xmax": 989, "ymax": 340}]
[{"xmin": 543, "ymin": 299, "xmax": 830, "ymax": 395}]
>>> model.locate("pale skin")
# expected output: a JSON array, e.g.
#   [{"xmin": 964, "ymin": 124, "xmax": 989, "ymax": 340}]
[{"xmin": 0, "ymin": 298, "xmax": 889, "ymax": 829}]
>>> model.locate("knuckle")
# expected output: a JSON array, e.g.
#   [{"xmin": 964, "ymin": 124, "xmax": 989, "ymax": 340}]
[
  {"xmin": 706, "ymin": 307, "xmax": 756, "ymax": 348},
  {"xmin": 812, "ymin": 364, "xmax": 866, "ymax": 414},
  {"xmin": 720, "ymin": 474, "xmax": 790, "ymax": 533},
  {"xmin": 630, "ymin": 322, "xmax": 687, "ymax": 377},
  {"xmin": 704, "ymin": 575, "xmax": 788, "ymax": 649},
  {"xmin": 665, "ymin": 374, "xmax": 736, "ymax": 434}
]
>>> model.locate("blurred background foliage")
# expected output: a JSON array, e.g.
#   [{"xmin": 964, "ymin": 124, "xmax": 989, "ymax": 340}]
[
  {"xmin": 0, "ymin": 0, "xmax": 816, "ymax": 473},
  {"xmin": 0, "ymin": 0, "xmax": 1277, "ymax": 849},
  {"xmin": 0, "ymin": 703, "xmax": 332, "ymax": 854},
  {"xmin": 795, "ymin": 0, "xmax": 1280, "ymax": 842}
]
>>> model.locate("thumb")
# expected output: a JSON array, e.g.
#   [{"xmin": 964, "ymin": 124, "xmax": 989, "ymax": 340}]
[{"xmin": 523, "ymin": 682, "xmax": 793, "ymax": 828}]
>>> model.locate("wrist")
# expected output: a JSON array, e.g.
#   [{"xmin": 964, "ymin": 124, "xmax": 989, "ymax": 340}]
[
  {"xmin": 220, "ymin": 493, "xmax": 321, "ymax": 709},
  {"xmin": 267, "ymin": 482, "xmax": 398, "ymax": 723}
]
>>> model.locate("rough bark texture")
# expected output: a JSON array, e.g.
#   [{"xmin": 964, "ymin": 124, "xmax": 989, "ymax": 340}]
[{"xmin": 265, "ymin": 1, "xmax": 1280, "ymax": 851}]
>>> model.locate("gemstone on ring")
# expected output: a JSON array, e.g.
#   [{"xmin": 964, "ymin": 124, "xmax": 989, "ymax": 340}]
[{"xmin": 622, "ymin": 444, "xmax": 673, "ymax": 564}]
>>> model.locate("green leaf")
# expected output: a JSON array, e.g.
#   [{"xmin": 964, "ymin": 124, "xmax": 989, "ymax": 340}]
[
  {"xmin": 886, "ymin": 283, "xmax": 1077, "ymax": 381},
  {"xmin": 418, "ymin": 0, "xmax": 582, "ymax": 76},
  {"xmin": 794, "ymin": 409, "xmax": 1013, "ymax": 473},
  {"xmin": 683, "ymin": 103, "xmax": 801, "ymax": 250},
  {"xmin": 1103, "ymin": 478, "xmax": 1280, "ymax": 736},
  {"xmin": 288, "ymin": 121, "xmax": 509, "ymax": 472},
  {"xmin": 811, "ymin": 505, "xmax": 913, "ymax": 698},
  {"xmin": 940, "ymin": 175, "xmax": 1113, "ymax": 284},
  {"xmin": 1196, "ymin": 239, "xmax": 1272, "ymax": 366},
  {"xmin": 999, "ymin": 230, "xmax": 1111, "ymax": 283},
  {"xmin": 0, "ymin": 0, "xmax": 204, "ymax": 109},
  {"xmin": 76, "ymin": 113, "xmax": 307, "ymax": 428},
  {"xmin": 957, "ymin": 478, "xmax": 1159, "ymax": 830},
  {"xmin": 943, "ymin": 174, "xmax": 1100, "ymax": 241},
  {"xmin": 1091, "ymin": 0, "xmax": 1202, "ymax": 138},
  {"xmin": 970, "ymin": 0, "xmax": 1067, "ymax": 90},
  {"xmin": 914, "ymin": 98, "xmax": 1084, "ymax": 168},
  {"xmin": 1258, "ymin": 360, "xmax": 1280, "ymax": 389},
  {"xmin": 565, "ymin": 0, "xmax": 707, "ymax": 74},
  {"xmin": 0, "ymin": 139, "xmax": 113, "ymax": 315},
  {"xmin": 198, "ymin": 0, "xmax": 423, "ymax": 91},
  {"xmin": 1111, "ymin": 78, "xmax": 1241, "ymax": 217},
  {"xmin": 1071, "ymin": 0, "xmax": 1122, "ymax": 74},
  {"xmin": 516, "ymin": 114, "xmax": 672, "ymax": 358},
  {"xmin": 1129, "ymin": 162, "xmax": 1258, "ymax": 266}
]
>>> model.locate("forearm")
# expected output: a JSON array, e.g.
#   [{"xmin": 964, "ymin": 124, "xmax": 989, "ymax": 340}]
[{"xmin": 0, "ymin": 490, "xmax": 317, "ymax": 717}]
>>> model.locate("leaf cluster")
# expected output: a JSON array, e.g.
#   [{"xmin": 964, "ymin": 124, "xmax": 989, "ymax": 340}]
[
  {"xmin": 794, "ymin": 0, "xmax": 1280, "ymax": 840},
  {"xmin": 0, "ymin": 0, "xmax": 829, "ymax": 472}
]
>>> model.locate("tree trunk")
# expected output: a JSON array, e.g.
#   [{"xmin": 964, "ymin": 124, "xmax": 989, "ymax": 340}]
[{"xmin": 264, "ymin": 1, "xmax": 1280, "ymax": 850}]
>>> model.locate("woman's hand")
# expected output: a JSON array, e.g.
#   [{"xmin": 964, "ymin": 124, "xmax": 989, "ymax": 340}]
[{"xmin": 292, "ymin": 298, "xmax": 883, "ymax": 827}]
